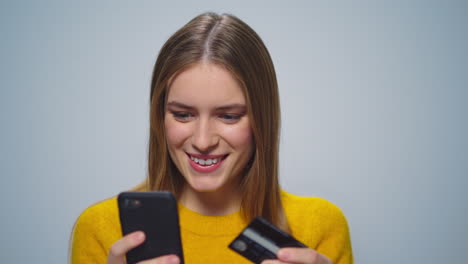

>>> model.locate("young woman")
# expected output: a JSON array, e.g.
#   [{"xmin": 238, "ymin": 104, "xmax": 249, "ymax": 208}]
[{"xmin": 71, "ymin": 12, "xmax": 353, "ymax": 264}]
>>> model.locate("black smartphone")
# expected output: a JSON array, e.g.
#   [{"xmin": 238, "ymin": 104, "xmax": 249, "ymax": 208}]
[
  {"xmin": 118, "ymin": 191, "xmax": 184, "ymax": 264},
  {"xmin": 228, "ymin": 217, "xmax": 307, "ymax": 264}
]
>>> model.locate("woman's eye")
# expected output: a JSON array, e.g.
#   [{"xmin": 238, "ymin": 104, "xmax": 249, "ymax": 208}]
[
  {"xmin": 219, "ymin": 114, "xmax": 241, "ymax": 123},
  {"xmin": 172, "ymin": 112, "xmax": 193, "ymax": 121}
]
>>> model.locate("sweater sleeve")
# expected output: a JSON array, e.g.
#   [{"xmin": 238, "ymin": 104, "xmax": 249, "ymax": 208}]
[
  {"xmin": 315, "ymin": 201, "xmax": 353, "ymax": 264},
  {"xmin": 282, "ymin": 192, "xmax": 354, "ymax": 264},
  {"xmin": 70, "ymin": 198, "xmax": 121, "ymax": 264}
]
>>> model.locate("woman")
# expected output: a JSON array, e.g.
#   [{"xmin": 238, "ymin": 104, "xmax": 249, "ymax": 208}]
[{"xmin": 71, "ymin": 12, "xmax": 353, "ymax": 264}]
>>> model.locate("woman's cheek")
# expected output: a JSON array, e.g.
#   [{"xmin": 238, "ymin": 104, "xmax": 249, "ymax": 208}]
[
  {"xmin": 223, "ymin": 123, "xmax": 253, "ymax": 148},
  {"xmin": 165, "ymin": 119, "xmax": 190, "ymax": 146}
]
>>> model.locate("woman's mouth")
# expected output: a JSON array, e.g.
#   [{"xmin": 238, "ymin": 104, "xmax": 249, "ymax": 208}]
[{"xmin": 186, "ymin": 153, "xmax": 228, "ymax": 173}]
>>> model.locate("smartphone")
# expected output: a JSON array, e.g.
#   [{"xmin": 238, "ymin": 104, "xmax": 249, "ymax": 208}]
[
  {"xmin": 228, "ymin": 217, "xmax": 307, "ymax": 264},
  {"xmin": 118, "ymin": 191, "xmax": 184, "ymax": 264}
]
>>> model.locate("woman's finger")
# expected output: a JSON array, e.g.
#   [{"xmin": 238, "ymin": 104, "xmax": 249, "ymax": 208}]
[
  {"xmin": 277, "ymin": 248, "xmax": 332, "ymax": 264},
  {"xmin": 136, "ymin": 254, "xmax": 180, "ymax": 264},
  {"xmin": 261, "ymin": 260, "xmax": 286, "ymax": 264},
  {"xmin": 107, "ymin": 231, "xmax": 145, "ymax": 264}
]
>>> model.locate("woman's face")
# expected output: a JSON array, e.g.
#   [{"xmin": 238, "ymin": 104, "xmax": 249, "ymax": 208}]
[{"xmin": 164, "ymin": 63, "xmax": 254, "ymax": 194}]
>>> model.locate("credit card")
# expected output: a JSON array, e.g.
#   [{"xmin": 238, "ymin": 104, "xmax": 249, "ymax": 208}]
[{"xmin": 228, "ymin": 217, "xmax": 307, "ymax": 263}]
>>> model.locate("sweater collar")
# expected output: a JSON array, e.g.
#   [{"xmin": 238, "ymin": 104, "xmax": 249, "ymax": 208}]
[{"xmin": 178, "ymin": 202, "xmax": 248, "ymax": 236}]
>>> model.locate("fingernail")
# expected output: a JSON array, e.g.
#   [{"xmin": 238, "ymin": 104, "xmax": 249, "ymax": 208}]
[
  {"xmin": 167, "ymin": 255, "xmax": 179, "ymax": 264},
  {"xmin": 135, "ymin": 231, "xmax": 145, "ymax": 241},
  {"xmin": 278, "ymin": 250, "xmax": 290, "ymax": 260}
]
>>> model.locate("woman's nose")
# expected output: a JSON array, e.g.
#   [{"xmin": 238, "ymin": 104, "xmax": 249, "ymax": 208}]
[{"xmin": 191, "ymin": 119, "xmax": 219, "ymax": 152}]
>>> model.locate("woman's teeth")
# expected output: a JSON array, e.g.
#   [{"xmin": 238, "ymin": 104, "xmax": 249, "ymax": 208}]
[{"xmin": 190, "ymin": 156, "xmax": 220, "ymax": 166}]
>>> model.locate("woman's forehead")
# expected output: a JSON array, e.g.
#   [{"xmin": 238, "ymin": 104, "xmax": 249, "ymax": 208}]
[{"xmin": 167, "ymin": 63, "xmax": 246, "ymax": 107}]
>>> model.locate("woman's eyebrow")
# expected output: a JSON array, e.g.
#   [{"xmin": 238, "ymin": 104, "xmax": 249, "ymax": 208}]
[
  {"xmin": 215, "ymin": 104, "xmax": 246, "ymax": 111},
  {"xmin": 166, "ymin": 101, "xmax": 194, "ymax": 109},
  {"xmin": 167, "ymin": 101, "xmax": 246, "ymax": 111}
]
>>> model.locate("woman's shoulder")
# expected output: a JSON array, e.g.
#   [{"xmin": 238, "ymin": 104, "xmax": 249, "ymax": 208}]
[
  {"xmin": 72, "ymin": 196, "xmax": 120, "ymax": 237},
  {"xmin": 280, "ymin": 190, "xmax": 351, "ymax": 246},
  {"xmin": 281, "ymin": 190, "xmax": 345, "ymax": 216},
  {"xmin": 76, "ymin": 197, "xmax": 118, "ymax": 222}
]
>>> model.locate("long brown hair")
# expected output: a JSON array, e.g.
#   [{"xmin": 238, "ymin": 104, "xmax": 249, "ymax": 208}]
[{"xmin": 137, "ymin": 12, "xmax": 288, "ymax": 231}]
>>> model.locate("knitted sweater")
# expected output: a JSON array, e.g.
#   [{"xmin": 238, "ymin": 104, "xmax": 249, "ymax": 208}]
[{"xmin": 70, "ymin": 191, "xmax": 353, "ymax": 263}]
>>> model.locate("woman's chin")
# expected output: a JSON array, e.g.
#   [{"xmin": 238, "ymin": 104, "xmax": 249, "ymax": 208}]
[
  {"xmin": 190, "ymin": 184, "xmax": 220, "ymax": 193},
  {"xmin": 187, "ymin": 178, "xmax": 224, "ymax": 193}
]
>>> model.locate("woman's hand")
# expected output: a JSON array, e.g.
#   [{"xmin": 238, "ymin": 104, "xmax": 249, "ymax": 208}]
[
  {"xmin": 262, "ymin": 248, "xmax": 332, "ymax": 264},
  {"xmin": 107, "ymin": 231, "xmax": 180, "ymax": 264}
]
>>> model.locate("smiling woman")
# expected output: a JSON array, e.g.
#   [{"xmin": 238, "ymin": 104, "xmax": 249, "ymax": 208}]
[
  {"xmin": 164, "ymin": 63, "xmax": 254, "ymax": 215},
  {"xmin": 144, "ymin": 13, "xmax": 286, "ymax": 230},
  {"xmin": 70, "ymin": 12, "xmax": 353, "ymax": 264}
]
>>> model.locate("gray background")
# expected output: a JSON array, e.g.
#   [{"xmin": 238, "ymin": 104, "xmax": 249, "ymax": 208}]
[{"xmin": 1, "ymin": 0, "xmax": 467, "ymax": 263}]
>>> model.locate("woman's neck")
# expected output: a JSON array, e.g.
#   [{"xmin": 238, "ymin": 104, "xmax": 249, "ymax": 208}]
[{"xmin": 179, "ymin": 185, "xmax": 242, "ymax": 216}]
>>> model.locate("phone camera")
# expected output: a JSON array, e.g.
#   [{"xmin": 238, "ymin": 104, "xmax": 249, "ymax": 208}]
[{"xmin": 124, "ymin": 198, "xmax": 142, "ymax": 209}]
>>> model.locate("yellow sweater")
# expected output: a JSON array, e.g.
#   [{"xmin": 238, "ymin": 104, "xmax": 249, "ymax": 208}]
[{"xmin": 71, "ymin": 191, "xmax": 353, "ymax": 263}]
